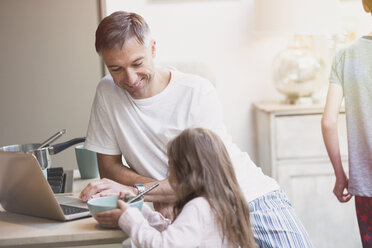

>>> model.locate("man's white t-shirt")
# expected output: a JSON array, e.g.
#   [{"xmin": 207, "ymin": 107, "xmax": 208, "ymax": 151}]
[{"xmin": 85, "ymin": 68, "xmax": 279, "ymax": 202}]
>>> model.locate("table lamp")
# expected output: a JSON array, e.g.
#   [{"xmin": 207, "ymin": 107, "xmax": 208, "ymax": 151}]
[{"xmin": 253, "ymin": 0, "xmax": 339, "ymax": 104}]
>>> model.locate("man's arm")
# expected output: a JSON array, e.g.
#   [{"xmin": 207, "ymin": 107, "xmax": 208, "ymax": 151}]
[
  {"xmin": 98, "ymin": 153, "xmax": 153, "ymax": 185},
  {"xmin": 321, "ymin": 82, "xmax": 352, "ymax": 203},
  {"xmin": 80, "ymin": 153, "xmax": 176, "ymax": 203}
]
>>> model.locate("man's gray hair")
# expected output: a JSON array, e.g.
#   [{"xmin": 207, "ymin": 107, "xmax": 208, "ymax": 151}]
[{"xmin": 95, "ymin": 11, "xmax": 151, "ymax": 53}]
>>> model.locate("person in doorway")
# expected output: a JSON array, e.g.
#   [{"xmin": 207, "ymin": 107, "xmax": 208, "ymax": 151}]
[
  {"xmin": 80, "ymin": 10, "xmax": 312, "ymax": 247},
  {"xmin": 95, "ymin": 128, "xmax": 257, "ymax": 248},
  {"xmin": 321, "ymin": 1, "xmax": 372, "ymax": 247}
]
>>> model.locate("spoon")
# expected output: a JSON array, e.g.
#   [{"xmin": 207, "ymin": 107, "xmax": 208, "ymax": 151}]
[{"xmin": 126, "ymin": 183, "xmax": 159, "ymax": 204}]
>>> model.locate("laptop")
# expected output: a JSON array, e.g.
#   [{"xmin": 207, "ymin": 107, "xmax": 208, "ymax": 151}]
[{"xmin": 0, "ymin": 151, "xmax": 90, "ymax": 221}]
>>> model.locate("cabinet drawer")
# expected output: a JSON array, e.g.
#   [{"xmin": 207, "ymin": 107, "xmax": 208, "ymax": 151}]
[{"xmin": 275, "ymin": 114, "xmax": 348, "ymax": 160}]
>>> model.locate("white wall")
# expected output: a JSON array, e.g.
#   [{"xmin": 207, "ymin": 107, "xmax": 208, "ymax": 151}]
[
  {"xmin": 0, "ymin": 0, "xmax": 102, "ymax": 170},
  {"xmin": 0, "ymin": 0, "xmax": 369, "ymax": 170},
  {"xmin": 104, "ymin": 0, "xmax": 285, "ymax": 163},
  {"xmin": 104, "ymin": 0, "xmax": 371, "ymax": 163}
]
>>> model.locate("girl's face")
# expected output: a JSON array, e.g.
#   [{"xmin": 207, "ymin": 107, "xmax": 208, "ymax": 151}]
[{"xmin": 363, "ymin": 0, "xmax": 371, "ymax": 13}]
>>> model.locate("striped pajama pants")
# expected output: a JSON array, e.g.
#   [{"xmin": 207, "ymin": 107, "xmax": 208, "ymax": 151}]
[{"xmin": 248, "ymin": 190, "xmax": 313, "ymax": 248}]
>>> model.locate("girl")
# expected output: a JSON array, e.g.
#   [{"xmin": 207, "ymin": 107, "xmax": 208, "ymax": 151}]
[
  {"xmin": 322, "ymin": 1, "xmax": 372, "ymax": 246},
  {"xmin": 95, "ymin": 128, "xmax": 256, "ymax": 247}
]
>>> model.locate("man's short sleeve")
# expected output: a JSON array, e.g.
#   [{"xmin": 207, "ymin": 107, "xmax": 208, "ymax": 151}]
[{"xmin": 84, "ymin": 89, "xmax": 121, "ymax": 155}]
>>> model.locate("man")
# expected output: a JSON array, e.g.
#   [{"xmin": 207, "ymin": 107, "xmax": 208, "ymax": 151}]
[{"xmin": 80, "ymin": 11, "xmax": 312, "ymax": 247}]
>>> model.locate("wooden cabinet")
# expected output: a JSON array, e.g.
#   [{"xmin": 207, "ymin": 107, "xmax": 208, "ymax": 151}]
[{"xmin": 253, "ymin": 101, "xmax": 361, "ymax": 248}]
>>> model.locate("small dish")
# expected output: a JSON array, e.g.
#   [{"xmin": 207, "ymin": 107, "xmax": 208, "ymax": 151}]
[{"xmin": 87, "ymin": 195, "xmax": 144, "ymax": 227}]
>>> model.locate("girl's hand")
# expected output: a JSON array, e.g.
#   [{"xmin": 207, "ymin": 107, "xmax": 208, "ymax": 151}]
[
  {"xmin": 153, "ymin": 202, "xmax": 174, "ymax": 221},
  {"xmin": 94, "ymin": 193, "xmax": 131, "ymax": 228},
  {"xmin": 94, "ymin": 207, "xmax": 124, "ymax": 228},
  {"xmin": 119, "ymin": 191, "xmax": 134, "ymax": 211},
  {"xmin": 333, "ymin": 175, "xmax": 352, "ymax": 202}
]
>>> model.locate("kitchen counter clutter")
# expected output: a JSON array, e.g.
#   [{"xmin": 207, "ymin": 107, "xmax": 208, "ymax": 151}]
[{"xmin": 0, "ymin": 170, "xmax": 131, "ymax": 248}]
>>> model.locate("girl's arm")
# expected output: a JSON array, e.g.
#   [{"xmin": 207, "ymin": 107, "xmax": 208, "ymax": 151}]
[
  {"xmin": 139, "ymin": 204, "xmax": 171, "ymax": 231},
  {"xmin": 321, "ymin": 83, "xmax": 352, "ymax": 202},
  {"xmin": 118, "ymin": 199, "xmax": 208, "ymax": 248}
]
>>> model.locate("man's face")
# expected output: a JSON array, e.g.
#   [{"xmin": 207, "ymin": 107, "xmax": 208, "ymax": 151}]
[{"xmin": 101, "ymin": 38, "xmax": 156, "ymax": 99}]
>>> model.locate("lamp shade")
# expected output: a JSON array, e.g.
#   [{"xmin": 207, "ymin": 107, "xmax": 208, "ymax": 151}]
[{"xmin": 253, "ymin": 0, "xmax": 339, "ymax": 35}]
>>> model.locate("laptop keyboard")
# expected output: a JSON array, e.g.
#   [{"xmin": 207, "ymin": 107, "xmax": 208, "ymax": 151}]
[
  {"xmin": 60, "ymin": 204, "xmax": 89, "ymax": 215},
  {"xmin": 47, "ymin": 167, "xmax": 65, "ymax": 194}
]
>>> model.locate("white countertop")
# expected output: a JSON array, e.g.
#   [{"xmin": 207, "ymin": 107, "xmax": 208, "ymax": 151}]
[{"xmin": 0, "ymin": 170, "xmax": 132, "ymax": 247}]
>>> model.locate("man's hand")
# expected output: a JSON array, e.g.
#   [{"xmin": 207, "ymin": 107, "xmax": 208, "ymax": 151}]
[
  {"xmin": 333, "ymin": 175, "xmax": 352, "ymax": 203},
  {"xmin": 80, "ymin": 178, "xmax": 136, "ymax": 202},
  {"xmin": 153, "ymin": 202, "xmax": 174, "ymax": 221},
  {"xmin": 94, "ymin": 199, "xmax": 129, "ymax": 228}
]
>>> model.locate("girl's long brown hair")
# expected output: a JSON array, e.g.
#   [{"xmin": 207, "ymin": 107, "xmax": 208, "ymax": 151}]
[{"xmin": 167, "ymin": 128, "xmax": 256, "ymax": 248}]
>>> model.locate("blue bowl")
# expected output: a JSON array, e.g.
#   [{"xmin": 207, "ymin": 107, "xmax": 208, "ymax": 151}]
[{"xmin": 87, "ymin": 195, "xmax": 144, "ymax": 217}]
